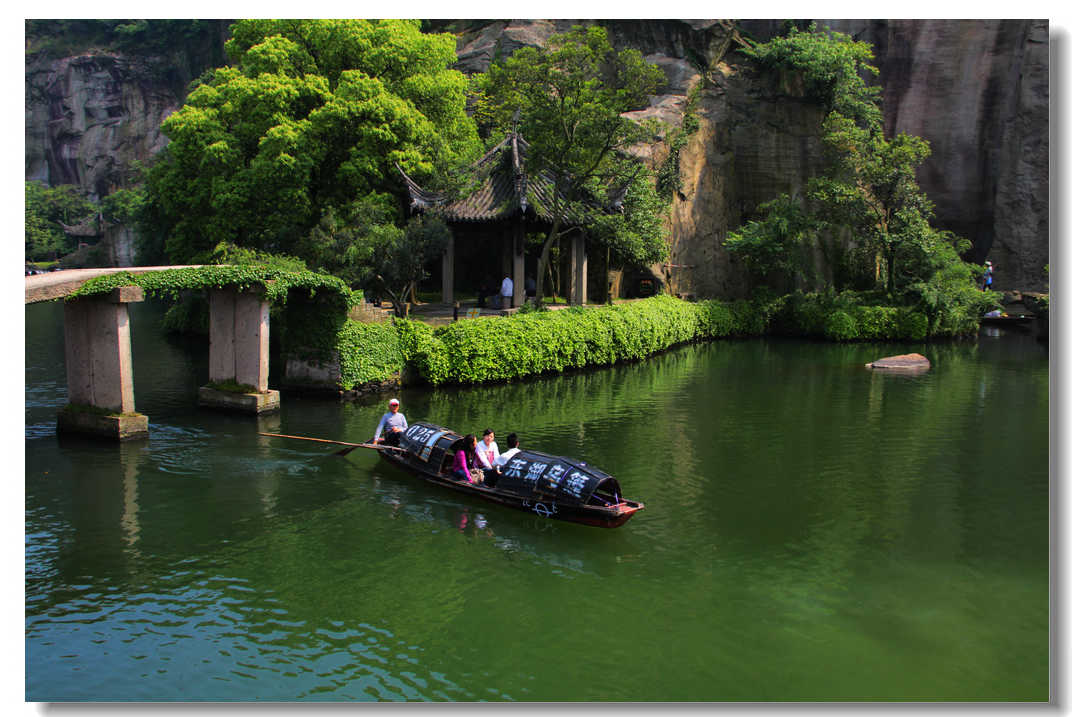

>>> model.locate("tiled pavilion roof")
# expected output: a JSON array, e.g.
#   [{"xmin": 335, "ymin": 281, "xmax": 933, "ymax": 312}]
[{"xmin": 398, "ymin": 131, "xmax": 625, "ymax": 225}]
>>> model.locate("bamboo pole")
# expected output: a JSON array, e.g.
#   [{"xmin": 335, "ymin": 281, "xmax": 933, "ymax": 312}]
[{"xmin": 257, "ymin": 432, "xmax": 406, "ymax": 453}]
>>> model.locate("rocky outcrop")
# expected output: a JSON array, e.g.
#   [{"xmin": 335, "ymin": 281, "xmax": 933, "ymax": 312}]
[
  {"xmin": 740, "ymin": 19, "xmax": 1049, "ymax": 291},
  {"xmin": 26, "ymin": 52, "xmax": 183, "ymax": 198},
  {"xmin": 444, "ymin": 19, "xmax": 1049, "ymax": 295},
  {"xmin": 839, "ymin": 20, "xmax": 1048, "ymax": 291},
  {"xmin": 865, "ymin": 353, "xmax": 931, "ymax": 372}
]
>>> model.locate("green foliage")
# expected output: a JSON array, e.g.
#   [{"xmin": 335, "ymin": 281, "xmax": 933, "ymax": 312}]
[
  {"xmin": 297, "ymin": 195, "xmax": 397, "ymax": 287},
  {"xmin": 100, "ymin": 187, "xmax": 146, "ymax": 225},
  {"xmin": 208, "ymin": 242, "xmax": 309, "ymax": 272},
  {"xmin": 587, "ymin": 169, "xmax": 670, "ymax": 269},
  {"xmin": 369, "ymin": 215, "xmax": 453, "ymax": 316},
  {"xmin": 656, "ymin": 84, "xmax": 703, "ymax": 200},
  {"xmin": 824, "ymin": 310, "xmax": 858, "ymax": 341},
  {"xmin": 906, "ymin": 262, "xmax": 996, "ymax": 338},
  {"xmin": 206, "ymin": 380, "xmax": 258, "ymax": 394},
  {"xmin": 330, "ymin": 293, "xmax": 953, "ymax": 392},
  {"xmin": 145, "ymin": 19, "xmax": 480, "ymax": 264},
  {"xmin": 392, "ymin": 318, "xmax": 449, "ymax": 385},
  {"xmin": 334, "ymin": 320, "xmax": 405, "ymax": 390},
  {"xmin": 26, "ymin": 20, "xmax": 225, "ymax": 59},
  {"xmin": 67, "ymin": 265, "xmax": 355, "ymax": 311},
  {"xmin": 744, "ymin": 23, "xmax": 881, "ymax": 129},
  {"xmin": 60, "ymin": 402, "xmax": 142, "ymax": 419},
  {"xmin": 773, "ymin": 290, "xmax": 943, "ymax": 341},
  {"xmin": 725, "ymin": 194, "xmax": 819, "ymax": 287},
  {"xmin": 475, "ymin": 24, "xmax": 666, "ymax": 304},
  {"xmin": 25, "ymin": 182, "xmax": 96, "ymax": 261},
  {"xmin": 161, "ymin": 293, "xmax": 209, "ymax": 336}
]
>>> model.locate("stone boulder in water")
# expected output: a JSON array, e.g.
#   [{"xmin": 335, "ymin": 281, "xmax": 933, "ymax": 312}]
[{"xmin": 865, "ymin": 353, "xmax": 931, "ymax": 372}]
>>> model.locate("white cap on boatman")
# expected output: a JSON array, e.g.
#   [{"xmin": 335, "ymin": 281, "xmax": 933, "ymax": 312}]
[{"xmin": 389, "ymin": 398, "xmax": 400, "ymax": 407}]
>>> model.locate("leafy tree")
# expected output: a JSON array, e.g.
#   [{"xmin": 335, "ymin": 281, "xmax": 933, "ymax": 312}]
[
  {"xmin": 295, "ymin": 195, "xmax": 400, "ymax": 287},
  {"xmin": 145, "ymin": 19, "xmax": 481, "ymax": 265},
  {"xmin": 724, "ymin": 194, "xmax": 819, "ymax": 288},
  {"xmin": 475, "ymin": 25, "xmax": 666, "ymax": 305},
  {"xmin": 587, "ymin": 168, "xmax": 670, "ymax": 298},
  {"xmin": 101, "ymin": 187, "xmax": 146, "ymax": 226},
  {"xmin": 25, "ymin": 182, "xmax": 96, "ymax": 261},
  {"xmin": 370, "ymin": 215, "xmax": 452, "ymax": 317}
]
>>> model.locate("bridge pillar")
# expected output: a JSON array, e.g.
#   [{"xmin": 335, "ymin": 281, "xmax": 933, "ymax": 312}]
[
  {"xmin": 198, "ymin": 287, "xmax": 280, "ymax": 414},
  {"xmin": 57, "ymin": 286, "xmax": 149, "ymax": 440}
]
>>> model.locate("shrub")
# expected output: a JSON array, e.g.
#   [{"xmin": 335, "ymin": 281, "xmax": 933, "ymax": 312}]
[
  {"xmin": 824, "ymin": 310, "xmax": 858, "ymax": 341},
  {"xmin": 335, "ymin": 320, "xmax": 404, "ymax": 390}
]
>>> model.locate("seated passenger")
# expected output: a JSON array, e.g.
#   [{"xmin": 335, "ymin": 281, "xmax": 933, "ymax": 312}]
[
  {"xmin": 493, "ymin": 433, "xmax": 521, "ymax": 469},
  {"xmin": 474, "ymin": 428, "xmax": 499, "ymax": 471},
  {"xmin": 452, "ymin": 434, "xmax": 483, "ymax": 485}
]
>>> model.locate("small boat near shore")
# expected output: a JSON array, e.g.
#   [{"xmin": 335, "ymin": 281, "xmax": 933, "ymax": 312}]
[
  {"xmin": 981, "ymin": 314, "xmax": 1034, "ymax": 328},
  {"xmin": 381, "ymin": 422, "xmax": 644, "ymax": 528}
]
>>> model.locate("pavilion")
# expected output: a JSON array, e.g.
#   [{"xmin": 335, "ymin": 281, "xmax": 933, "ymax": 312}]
[{"xmin": 398, "ymin": 129, "xmax": 624, "ymax": 307}]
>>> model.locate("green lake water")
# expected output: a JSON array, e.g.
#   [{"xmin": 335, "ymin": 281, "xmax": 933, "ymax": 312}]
[{"xmin": 25, "ymin": 300, "xmax": 1050, "ymax": 701}]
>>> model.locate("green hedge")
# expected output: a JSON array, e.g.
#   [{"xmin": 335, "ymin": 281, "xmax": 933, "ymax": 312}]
[
  {"xmin": 332, "ymin": 293, "xmax": 974, "ymax": 390},
  {"xmin": 336, "ymin": 320, "xmax": 405, "ymax": 390},
  {"xmin": 373, "ymin": 295, "xmax": 762, "ymax": 387}
]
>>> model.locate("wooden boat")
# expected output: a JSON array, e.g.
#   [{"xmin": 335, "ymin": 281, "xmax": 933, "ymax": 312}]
[
  {"xmin": 981, "ymin": 314, "xmax": 1034, "ymax": 327},
  {"xmin": 380, "ymin": 422, "xmax": 644, "ymax": 528}
]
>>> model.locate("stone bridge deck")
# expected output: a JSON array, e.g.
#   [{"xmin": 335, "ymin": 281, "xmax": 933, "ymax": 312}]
[{"xmin": 25, "ymin": 266, "xmax": 204, "ymax": 304}]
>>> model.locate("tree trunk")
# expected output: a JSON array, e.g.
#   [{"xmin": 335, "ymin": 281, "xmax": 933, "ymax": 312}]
[{"xmin": 533, "ymin": 216, "xmax": 564, "ymax": 306}]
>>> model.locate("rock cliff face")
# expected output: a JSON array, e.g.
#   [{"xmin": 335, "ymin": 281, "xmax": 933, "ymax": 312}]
[
  {"xmin": 26, "ymin": 53, "xmax": 180, "ymax": 198},
  {"xmin": 444, "ymin": 19, "xmax": 1049, "ymax": 293},
  {"xmin": 25, "ymin": 19, "xmax": 1048, "ymax": 291}
]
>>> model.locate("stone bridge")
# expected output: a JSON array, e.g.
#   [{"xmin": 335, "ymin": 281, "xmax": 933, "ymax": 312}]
[{"xmin": 27, "ymin": 267, "xmax": 281, "ymax": 440}]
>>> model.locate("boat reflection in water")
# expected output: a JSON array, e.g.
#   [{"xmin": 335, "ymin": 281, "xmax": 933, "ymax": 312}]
[{"xmin": 381, "ymin": 422, "xmax": 644, "ymax": 528}]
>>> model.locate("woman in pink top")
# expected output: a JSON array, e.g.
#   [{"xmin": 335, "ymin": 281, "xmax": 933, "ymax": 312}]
[{"xmin": 452, "ymin": 434, "xmax": 479, "ymax": 483}]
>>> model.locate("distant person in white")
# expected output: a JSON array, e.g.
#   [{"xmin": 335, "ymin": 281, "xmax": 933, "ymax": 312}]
[
  {"xmin": 500, "ymin": 275, "xmax": 513, "ymax": 308},
  {"xmin": 474, "ymin": 428, "xmax": 500, "ymax": 470},
  {"xmin": 373, "ymin": 398, "xmax": 407, "ymax": 446},
  {"xmin": 493, "ymin": 433, "xmax": 521, "ymax": 469}
]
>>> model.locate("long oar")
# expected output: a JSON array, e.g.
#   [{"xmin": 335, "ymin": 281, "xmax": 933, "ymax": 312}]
[{"xmin": 258, "ymin": 432, "xmax": 406, "ymax": 456}]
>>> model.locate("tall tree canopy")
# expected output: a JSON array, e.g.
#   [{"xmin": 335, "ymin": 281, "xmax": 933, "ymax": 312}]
[
  {"xmin": 145, "ymin": 19, "xmax": 481, "ymax": 265},
  {"xmin": 475, "ymin": 25, "xmax": 666, "ymax": 304}
]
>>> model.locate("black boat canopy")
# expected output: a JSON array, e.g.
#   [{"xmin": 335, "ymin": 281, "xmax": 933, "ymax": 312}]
[{"xmin": 398, "ymin": 422, "xmax": 623, "ymax": 506}]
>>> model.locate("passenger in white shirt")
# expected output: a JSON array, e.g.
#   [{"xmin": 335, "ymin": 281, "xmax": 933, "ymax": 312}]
[
  {"xmin": 474, "ymin": 428, "xmax": 499, "ymax": 470},
  {"xmin": 493, "ymin": 433, "xmax": 521, "ymax": 468}
]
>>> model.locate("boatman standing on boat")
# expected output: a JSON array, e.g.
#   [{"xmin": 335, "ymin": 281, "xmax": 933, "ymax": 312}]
[{"xmin": 373, "ymin": 398, "xmax": 408, "ymax": 446}]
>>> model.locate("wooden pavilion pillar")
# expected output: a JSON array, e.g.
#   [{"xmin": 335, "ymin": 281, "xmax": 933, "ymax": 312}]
[
  {"xmin": 570, "ymin": 233, "xmax": 588, "ymax": 306},
  {"xmin": 441, "ymin": 234, "xmax": 455, "ymax": 305},
  {"xmin": 512, "ymin": 218, "xmax": 525, "ymax": 307}
]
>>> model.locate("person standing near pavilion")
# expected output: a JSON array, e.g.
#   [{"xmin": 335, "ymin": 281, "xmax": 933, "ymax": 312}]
[{"xmin": 500, "ymin": 275, "xmax": 514, "ymax": 309}]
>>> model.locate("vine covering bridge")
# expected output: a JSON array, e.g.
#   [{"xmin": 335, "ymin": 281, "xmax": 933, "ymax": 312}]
[{"xmin": 26, "ymin": 266, "xmax": 354, "ymax": 440}]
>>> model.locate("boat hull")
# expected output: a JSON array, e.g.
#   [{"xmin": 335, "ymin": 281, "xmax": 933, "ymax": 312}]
[{"xmin": 379, "ymin": 450, "xmax": 643, "ymax": 528}]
